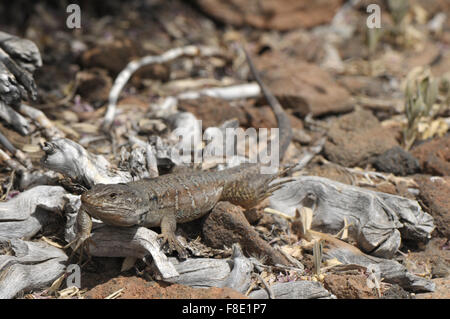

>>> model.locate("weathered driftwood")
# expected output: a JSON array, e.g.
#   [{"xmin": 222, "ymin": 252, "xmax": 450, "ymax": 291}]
[
  {"xmin": 126, "ymin": 135, "xmax": 159, "ymax": 178},
  {"xmin": 17, "ymin": 170, "xmax": 61, "ymax": 191},
  {"xmin": 40, "ymin": 138, "xmax": 132, "ymax": 187},
  {"xmin": 0, "ymin": 148, "xmax": 26, "ymax": 173},
  {"xmin": 0, "ymin": 31, "xmax": 41, "ymax": 106},
  {"xmin": 270, "ymin": 176, "xmax": 434, "ymax": 259},
  {"xmin": 0, "ymin": 185, "xmax": 71, "ymax": 239},
  {"xmin": 0, "ymin": 238, "xmax": 67, "ymax": 299},
  {"xmin": 0, "ymin": 31, "xmax": 42, "ymax": 74},
  {"xmin": 0, "ymin": 101, "xmax": 30, "ymax": 135},
  {"xmin": 103, "ymin": 45, "xmax": 224, "ymax": 131},
  {"xmin": 177, "ymin": 83, "xmax": 260, "ymax": 100},
  {"xmin": 293, "ymin": 208, "xmax": 435, "ymax": 293},
  {"xmin": 0, "ymin": 130, "xmax": 31, "ymax": 168},
  {"xmin": 64, "ymin": 219, "xmax": 179, "ymax": 279},
  {"xmin": 164, "ymin": 244, "xmax": 253, "ymax": 294},
  {"xmin": 323, "ymin": 242, "xmax": 435, "ymax": 293},
  {"xmin": 249, "ymin": 281, "xmax": 335, "ymax": 299},
  {"xmin": 18, "ymin": 104, "xmax": 64, "ymax": 139},
  {"xmin": 166, "ymin": 112, "xmax": 203, "ymax": 165}
]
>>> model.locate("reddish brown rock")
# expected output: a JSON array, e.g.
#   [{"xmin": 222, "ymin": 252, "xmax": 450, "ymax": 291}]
[
  {"xmin": 195, "ymin": 0, "xmax": 343, "ymax": 31},
  {"xmin": 178, "ymin": 97, "xmax": 246, "ymax": 129},
  {"xmin": 178, "ymin": 96, "xmax": 303, "ymax": 130},
  {"xmin": 323, "ymin": 109, "xmax": 399, "ymax": 167},
  {"xmin": 256, "ymin": 52, "xmax": 353, "ymax": 117},
  {"xmin": 81, "ymin": 39, "xmax": 137, "ymax": 74},
  {"xmin": 202, "ymin": 202, "xmax": 289, "ymax": 266},
  {"xmin": 411, "ymin": 135, "xmax": 450, "ymax": 176},
  {"xmin": 76, "ymin": 68, "xmax": 112, "ymax": 103},
  {"xmin": 323, "ymin": 274, "xmax": 377, "ymax": 299},
  {"xmin": 416, "ymin": 277, "xmax": 450, "ymax": 299},
  {"xmin": 414, "ymin": 176, "xmax": 450, "ymax": 238},
  {"xmin": 83, "ymin": 276, "xmax": 247, "ymax": 299}
]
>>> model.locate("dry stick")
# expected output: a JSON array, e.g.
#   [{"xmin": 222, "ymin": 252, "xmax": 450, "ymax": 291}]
[
  {"xmin": 0, "ymin": 169, "xmax": 15, "ymax": 201},
  {"xmin": 255, "ymin": 273, "xmax": 275, "ymax": 299},
  {"xmin": 0, "ymin": 148, "xmax": 26, "ymax": 173},
  {"xmin": 0, "ymin": 47, "xmax": 37, "ymax": 100},
  {"xmin": 102, "ymin": 45, "xmax": 223, "ymax": 131},
  {"xmin": 177, "ymin": 82, "xmax": 260, "ymax": 100},
  {"xmin": 0, "ymin": 130, "xmax": 31, "ymax": 168},
  {"xmin": 18, "ymin": 104, "xmax": 65, "ymax": 139},
  {"xmin": 0, "ymin": 101, "xmax": 30, "ymax": 135}
]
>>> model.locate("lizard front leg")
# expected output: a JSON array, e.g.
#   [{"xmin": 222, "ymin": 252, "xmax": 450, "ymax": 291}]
[
  {"xmin": 65, "ymin": 208, "xmax": 93, "ymax": 263},
  {"xmin": 158, "ymin": 214, "xmax": 187, "ymax": 259}
]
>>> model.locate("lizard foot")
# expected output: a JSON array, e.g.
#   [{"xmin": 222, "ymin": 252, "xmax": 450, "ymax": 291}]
[
  {"xmin": 64, "ymin": 234, "xmax": 93, "ymax": 266},
  {"xmin": 158, "ymin": 233, "xmax": 188, "ymax": 259}
]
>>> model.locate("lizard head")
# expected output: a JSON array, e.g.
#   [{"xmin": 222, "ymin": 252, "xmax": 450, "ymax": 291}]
[{"xmin": 81, "ymin": 183, "xmax": 151, "ymax": 226}]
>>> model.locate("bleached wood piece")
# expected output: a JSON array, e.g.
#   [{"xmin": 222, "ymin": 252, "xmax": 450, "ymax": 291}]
[
  {"xmin": 103, "ymin": 45, "xmax": 223, "ymax": 131},
  {"xmin": 0, "ymin": 186, "xmax": 69, "ymax": 239},
  {"xmin": 18, "ymin": 104, "xmax": 64, "ymax": 139},
  {"xmin": 270, "ymin": 176, "xmax": 434, "ymax": 259},
  {"xmin": 163, "ymin": 243, "xmax": 253, "ymax": 293},
  {"xmin": 249, "ymin": 281, "xmax": 335, "ymax": 299},
  {"xmin": 0, "ymin": 101, "xmax": 30, "ymax": 135},
  {"xmin": 177, "ymin": 82, "xmax": 260, "ymax": 100},
  {"xmin": 40, "ymin": 138, "xmax": 132, "ymax": 187},
  {"xmin": 0, "ymin": 238, "xmax": 67, "ymax": 299}
]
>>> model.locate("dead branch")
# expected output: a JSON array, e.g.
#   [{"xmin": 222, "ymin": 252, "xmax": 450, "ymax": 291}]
[
  {"xmin": 270, "ymin": 176, "xmax": 434, "ymax": 259},
  {"xmin": 103, "ymin": 45, "xmax": 224, "ymax": 131},
  {"xmin": 0, "ymin": 238, "xmax": 67, "ymax": 299},
  {"xmin": 0, "ymin": 185, "xmax": 69, "ymax": 239},
  {"xmin": 0, "ymin": 101, "xmax": 30, "ymax": 135},
  {"xmin": 40, "ymin": 138, "xmax": 132, "ymax": 187}
]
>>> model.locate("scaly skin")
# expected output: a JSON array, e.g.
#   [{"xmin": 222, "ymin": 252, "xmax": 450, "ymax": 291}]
[
  {"xmin": 72, "ymin": 49, "xmax": 293, "ymax": 258},
  {"xmin": 78, "ymin": 164, "xmax": 289, "ymax": 257}
]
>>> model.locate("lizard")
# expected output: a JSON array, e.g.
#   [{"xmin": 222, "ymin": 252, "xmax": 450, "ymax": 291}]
[{"xmin": 70, "ymin": 47, "xmax": 293, "ymax": 259}]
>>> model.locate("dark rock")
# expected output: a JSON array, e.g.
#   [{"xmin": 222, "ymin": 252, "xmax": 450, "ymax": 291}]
[
  {"xmin": 255, "ymin": 51, "xmax": 353, "ymax": 117},
  {"xmin": 411, "ymin": 135, "xmax": 450, "ymax": 176},
  {"xmin": 324, "ymin": 109, "xmax": 399, "ymax": 167},
  {"xmin": 195, "ymin": 0, "xmax": 344, "ymax": 31},
  {"xmin": 414, "ymin": 175, "xmax": 450, "ymax": 238},
  {"xmin": 371, "ymin": 146, "xmax": 420, "ymax": 176},
  {"xmin": 381, "ymin": 284, "xmax": 412, "ymax": 299},
  {"xmin": 202, "ymin": 202, "xmax": 289, "ymax": 266},
  {"xmin": 323, "ymin": 274, "xmax": 377, "ymax": 299}
]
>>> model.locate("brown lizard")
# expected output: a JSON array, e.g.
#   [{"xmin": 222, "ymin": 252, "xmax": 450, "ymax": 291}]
[{"xmin": 71, "ymin": 48, "xmax": 293, "ymax": 258}]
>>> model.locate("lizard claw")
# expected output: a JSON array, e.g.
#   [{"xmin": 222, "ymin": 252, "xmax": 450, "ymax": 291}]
[
  {"xmin": 64, "ymin": 234, "xmax": 93, "ymax": 265},
  {"xmin": 158, "ymin": 233, "xmax": 188, "ymax": 259}
]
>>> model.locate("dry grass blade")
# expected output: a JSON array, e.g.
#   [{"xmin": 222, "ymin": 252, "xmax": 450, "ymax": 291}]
[{"xmin": 105, "ymin": 288, "xmax": 124, "ymax": 299}]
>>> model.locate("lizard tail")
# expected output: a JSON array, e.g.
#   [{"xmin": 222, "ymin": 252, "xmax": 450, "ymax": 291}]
[{"xmin": 243, "ymin": 46, "xmax": 292, "ymax": 160}]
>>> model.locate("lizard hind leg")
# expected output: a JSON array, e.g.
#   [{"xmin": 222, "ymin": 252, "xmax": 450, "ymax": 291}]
[
  {"xmin": 158, "ymin": 214, "xmax": 188, "ymax": 259},
  {"xmin": 64, "ymin": 208, "xmax": 94, "ymax": 265},
  {"xmin": 221, "ymin": 172, "xmax": 293, "ymax": 209}
]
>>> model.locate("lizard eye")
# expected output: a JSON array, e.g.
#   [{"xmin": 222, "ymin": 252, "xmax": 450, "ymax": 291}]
[{"xmin": 109, "ymin": 193, "xmax": 117, "ymax": 199}]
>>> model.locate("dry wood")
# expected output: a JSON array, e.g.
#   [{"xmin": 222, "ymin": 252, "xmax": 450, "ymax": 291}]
[
  {"xmin": 40, "ymin": 138, "xmax": 132, "ymax": 187},
  {"xmin": 103, "ymin": 45, "xmax": 224, "ymax": 131},
  {"xmin": 163, "ymin": 244, "xmax": 253, "ymax": 294},
  {"xmin": 248, "ymin": 281, "xmax": 335, "ymax": 299},
  {"xmin": 69, "ymin": 225, "xmax": 179, "ymax": 279},
  {"xmin": 0, "ymin": 101, "xmax": 30, "ymax": 135},
  {"xmin": 322, "ymin": 239, "xmax": 436, "ymax": 292},
  {"xmin": 0, "ymin": 238, "xmax": 67, "ymax": 299},
  {"xmin": 0, "ymin": 185, "xmax": 70, "ymax": 239},
  {"xmin": 177, "ymin": 82, "xmax": 260, "ymax": 100},
  {"xmin": 270, "ymin": 176, "xmax": 435, "ymax": 259},
  {"xmin": 18, "ymin": 104, "xmax": 64, "ymax": 139}
]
